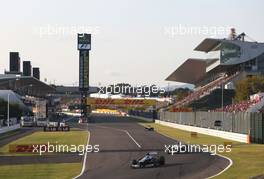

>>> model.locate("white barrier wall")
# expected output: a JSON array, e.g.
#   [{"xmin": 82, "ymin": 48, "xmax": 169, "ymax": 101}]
[
  {"xmin": 155, "ymin": 120, "xmax": 248, "ymax": 143},
  {"xmin": 62, "ymin": 112, "xmax": 81, "ymax": 116},
  {"xmin": 0, "ymin": 124, "xmax": 20, "ymax": 134},
  {"xmin": 129, "ymin": 115, "xmax": 154, "ymax": 122}
]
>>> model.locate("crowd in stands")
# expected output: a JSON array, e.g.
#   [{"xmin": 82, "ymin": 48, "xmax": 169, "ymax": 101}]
[
  {"xmin": 213, "ymin": 98, "xmax": 262, "ymax": 112},
  {"xmin": 174, "ymin": 72, "xmax": 239, "ymax": 108}
]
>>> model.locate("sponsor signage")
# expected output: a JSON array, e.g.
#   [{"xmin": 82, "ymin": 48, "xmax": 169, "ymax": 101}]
[
  {"xmin": 9, "ymin": 144, "xmax": 48, "ymax": 153},
  {"xmin": 87, "ymin": 98, "xmax": 157, "ymax": 107}
]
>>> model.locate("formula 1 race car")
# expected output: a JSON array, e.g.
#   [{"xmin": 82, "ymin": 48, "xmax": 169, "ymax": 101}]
[
  {"xmin": 144, "ymin": 126, "xmax": 154, "ymax": 131},
  {"xmin": 43, "ymin": 121, "xmax": 70, "ymax": 132},
  {"xmin": 131, "ymin": 152, "xmax": 165, "ymax": 168}
]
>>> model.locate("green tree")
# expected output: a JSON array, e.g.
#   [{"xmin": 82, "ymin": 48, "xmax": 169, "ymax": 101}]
[
  {"xmin": 235, "ymin": 75, "xmax": 264, "ymax": 102},
  {"xmin": 166, "ymin": 88, "xmax": 191, "ymax": 100}
]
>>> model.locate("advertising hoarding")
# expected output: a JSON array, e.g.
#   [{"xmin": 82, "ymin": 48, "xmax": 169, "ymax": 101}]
[{"xmin": 87, "ymin": 98, "xmax": 157, "ymax": 107}]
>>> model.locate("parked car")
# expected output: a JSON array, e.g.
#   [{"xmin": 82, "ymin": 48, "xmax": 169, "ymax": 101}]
[{"xmin": 20, "ymin": 116, "xmax": 35, "ymax": 127}]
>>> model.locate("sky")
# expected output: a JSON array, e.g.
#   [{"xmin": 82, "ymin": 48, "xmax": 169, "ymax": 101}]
[{"xmin": 0, "ymin": 0, "xmax": 263, "ymax": 87}]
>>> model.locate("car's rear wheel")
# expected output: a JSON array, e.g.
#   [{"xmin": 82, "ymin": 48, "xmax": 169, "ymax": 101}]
[
  {"xmin": 139, "ymin": 163, "xmax": 144, "ymax": 168},
  {"xmin": 153, "ymin": 162, "xmax": 158, "ymax": 167}
]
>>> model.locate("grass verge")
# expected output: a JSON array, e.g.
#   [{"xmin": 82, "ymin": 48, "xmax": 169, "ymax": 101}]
[
  {"xmin": 0, "ymin": 128, "xmax": 89, "ymax": 178},
  {"xmin": 0, "ymin": 163, "xmax": 81, "ymax": 179},
  {"xmin": 141, "ymin": 122, "xmax": 264, "ymax": 179},
  {"xmin": 0, "ymin": 128, "xmax": 88, "ymax": 155}
]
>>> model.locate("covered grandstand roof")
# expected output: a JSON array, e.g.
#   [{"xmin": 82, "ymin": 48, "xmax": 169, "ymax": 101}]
[
  {"xmin": 0, "ymin": 90, "xmax": 26, "ymax": 108},
  {"xmin": 0, "ymin": 74, "xmax": 55, "ymax": 97},
  {"xmin": 55, "ymin": 86, "xmax": 98, "ymax": 94},
  {"xmin": 194, "ymin": 38, "xmax": 222, "ymax": 52},
  {"xmin": 166, "ymin": 58, "xmax": 206, "ymax": 84},
  {"xmin": 166, "ymin": 35, "xmax": 264, "ymax": 85}
]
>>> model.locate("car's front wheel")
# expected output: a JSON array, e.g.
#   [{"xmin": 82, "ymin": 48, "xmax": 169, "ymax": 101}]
[
  {"xmin": 132, "ymin": 160, "xmax": 137, "ymax": 165},
  {"xmin": 159, "ymin": 156, "xmax": 165, "ymax": 165}
]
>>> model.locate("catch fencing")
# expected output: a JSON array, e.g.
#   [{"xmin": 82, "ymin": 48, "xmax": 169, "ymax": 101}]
[{"xmin": 158, "ymin": 111, "xmax": 263, "ymax": 143}]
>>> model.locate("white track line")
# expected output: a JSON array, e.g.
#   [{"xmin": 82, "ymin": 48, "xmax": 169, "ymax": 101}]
[
  {"xmin": 73, "ymin": 124, "xmax": 90, "ymax": 179},
  {"xmin": 154, "ymin": 130, "xmax": 233, "ymax": 179},
  {"xmin": 206, "ymin": 153, "xmax": 233, "ymax": 179},
  {"xmin": 125, "ymin": 131, "xmax": 141, "ymax": 148}
]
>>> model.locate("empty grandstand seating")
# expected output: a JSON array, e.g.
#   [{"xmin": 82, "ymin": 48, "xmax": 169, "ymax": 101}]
[{"xmin": 174, "ymin": 72, "xmax": 240, "ymax": 108}]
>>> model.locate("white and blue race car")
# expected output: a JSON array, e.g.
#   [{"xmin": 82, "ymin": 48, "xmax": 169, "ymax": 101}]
[{"xmin": 131, "ymin": 152, "xmax": 165, "ymax": 168}]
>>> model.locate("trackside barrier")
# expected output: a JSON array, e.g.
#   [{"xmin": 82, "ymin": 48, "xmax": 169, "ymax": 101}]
[
  {"xmin": 0, "ymin": 124, "xmax": 20, "ymax": 134},
  {"xmin": 128, "ymin": 115, "xmax": 154, "ymax": 122},
  {"xmin": 155, "ymin": 120, "xmax": 248, "ymax": 143},
  {"xmin": 128, "ymin": 110, "xmax": 157, "ymax": 120},
  {"xmin": 158, "ymin": 111, "xmax": 264, "ymax": 144},
  {"xmin": 62, "ymin": 112, "xmax": 81, "ymax": 116},
  {"xmin": 250, "ymin": 114, "xmax": 264, "ymax": 143},
  {"xmin": 159, "ymin": 111, "xmax": 252, "ymax": 134}
]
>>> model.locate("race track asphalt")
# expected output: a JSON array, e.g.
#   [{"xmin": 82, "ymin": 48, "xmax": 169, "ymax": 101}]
[
  {"xmin": 0, "ymin": 127, "xmax": 38, "ymax": 148},
  {"xmin": 78, "ymin": 114, "xmax": 230, "ymax": 179}
]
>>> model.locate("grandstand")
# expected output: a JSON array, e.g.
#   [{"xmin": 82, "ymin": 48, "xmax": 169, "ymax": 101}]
[
  {"xmin": 214, "ymin": 99, "xmax": 260, "ymax": 112},
  {"xmin": 0, "ymin": 74, "xmax": 55, "ymax": 97},
  {"xmin": 166, "ymin": 29, "xmax": 264, "ymax": 111}
]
